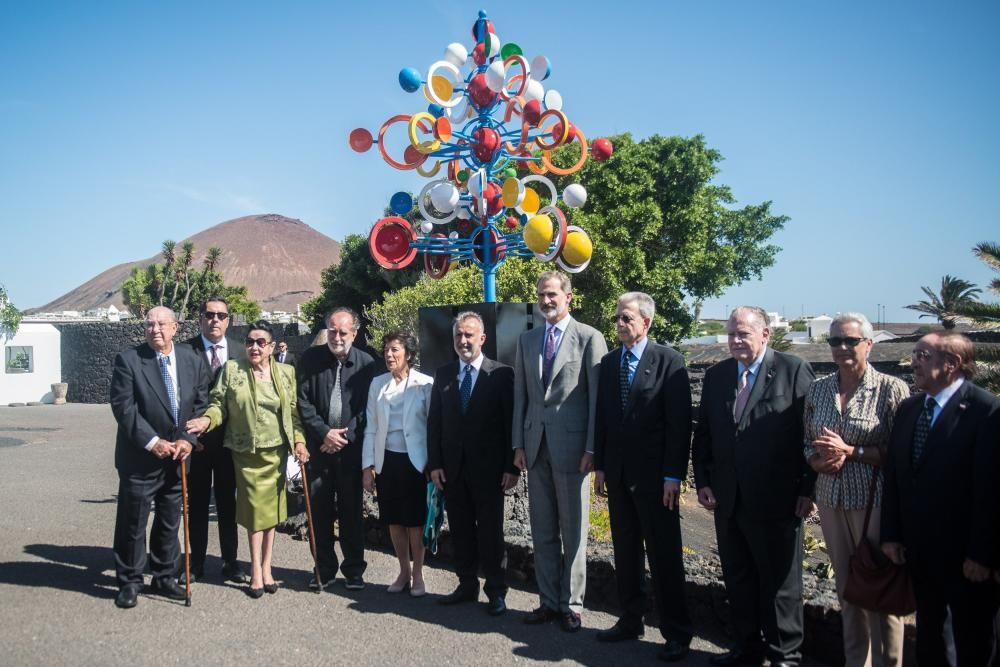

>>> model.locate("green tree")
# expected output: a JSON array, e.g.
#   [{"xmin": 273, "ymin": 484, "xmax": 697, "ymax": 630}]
[
  {"xmin": 159, "ymin": 240, "xmax": 176, "ymax": 305},
  {"xmin": 952, "ymin": 242, "xmax": 1000, "ymax": 392},
  {"xmin": 905, "ymin": 275, "xmax": 981, "ymax": 329},
  {"xmin": 365, "ymin": 258, "xmax": 544, "ymax": 347},
  {"xmin": 548, "ymin": 133, "xmax": 787, "ymax": 343},
  {"xmin": 302, "ymin": 233, "xmax": 421, "ymax": 333},
  {"xmin": 121, "ymin": 266, "xmax": 154, "ymax": 318},
  {"xmin": 0, "ymin": 285, "xmax": 22, "ymax": 339}
]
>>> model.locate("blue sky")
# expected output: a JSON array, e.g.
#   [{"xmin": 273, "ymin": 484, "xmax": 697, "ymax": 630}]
[{"xmin": 2, "ymin": 1, "xmax": 998, "ymax": 323}]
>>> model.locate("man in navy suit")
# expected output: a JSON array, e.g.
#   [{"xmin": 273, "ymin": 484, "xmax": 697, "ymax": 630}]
[
  {"xmin": 593, "ymin": 292, "xmax": 693, "ymax": 662},
  {"xmin": 109, "ymin": 306, "xmax": 211, "ymax": 609},
  {"xmin": 881, "ymin": 332, "xmax": 999, "ymax": 666}
]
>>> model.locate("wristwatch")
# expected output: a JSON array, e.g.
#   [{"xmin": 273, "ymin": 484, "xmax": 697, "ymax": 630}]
[{"xmin": 855, "ymin": 445, "xmax": 865, "ymax": 459}]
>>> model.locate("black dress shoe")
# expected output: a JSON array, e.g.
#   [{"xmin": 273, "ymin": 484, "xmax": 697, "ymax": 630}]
[
  {"xmin": 438, "ymin": 586, "xmax": 479, "ymax": 605},
  {"xmin": 150, "ymin": 579, "xmax": 187, "ymax": 601},
  {"xmin": 596, "ymin": 620, "xmax": 644, "ymax": 643},
  {"xmin": 263, "ymin": 582, "xmax": 279, "ymax": 594},
  {"xmin": 246, "ymin": 586, "xmax": 264, "ymax": 599},
  {"xmin": 710, "ymin": 649, "xmax": 764, "ymax": 666},
  {"xmin": 179, "ymin": 569, "xmax": 202, "ymax": 586},
  {"xmin": 523, "ymin": 605, "xmax": 560, "ymax": 625},
  {"xmin": 115, "ymin": 586, "xmax": 139, "ymax": 609},
  {"xmin": 560, "ymin": 611, "xmax": 582, "ymax": 633},
  {"xmin": 222, "ymin": 561, "xmax": 247, "ymax": 583},
  {"xmin": 657, "ymin": 639, "xmax": 690, "ymax": 662},
  {"xmin": 768, "ymin": 662, "xmax": 797, "ymax": 667},
  {"xmin": 486, "ymin": 596, "xmax": 507, "ymax": 616}
]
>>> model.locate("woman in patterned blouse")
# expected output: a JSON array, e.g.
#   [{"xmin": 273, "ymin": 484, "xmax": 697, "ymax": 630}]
[{"xmin": 804, "ymin": 312, "xmax": 909, "ymax": 667}]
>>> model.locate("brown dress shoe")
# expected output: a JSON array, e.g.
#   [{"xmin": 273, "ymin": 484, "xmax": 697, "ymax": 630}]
[{"xmin": 523, "ymin": 605, "xmax": 560, "ymax": 625}]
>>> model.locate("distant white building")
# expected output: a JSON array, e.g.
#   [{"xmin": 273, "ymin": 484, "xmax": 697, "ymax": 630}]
[
  {"xmin": 0, "ymin": 322, "xmax": 61, "ymax": 404},
  {"xmin": 807, "ymin": 315, "xmax": 833, "ymax": 340}
]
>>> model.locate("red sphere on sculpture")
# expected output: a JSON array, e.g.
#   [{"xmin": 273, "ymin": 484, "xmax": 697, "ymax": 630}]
[
  {"xmin": 468, "ymin": 73, "xmax": 497, "ymax": 109},
  {"xmin": 522, "ymin": 99, "xmax": 542, "ymax": 126},
  {"xmin": 591, "ymin": 138, "xmax": 614, "ymax": 161}
]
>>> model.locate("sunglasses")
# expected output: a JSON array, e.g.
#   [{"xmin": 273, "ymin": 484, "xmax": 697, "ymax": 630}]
[
  {"xmin": 202, "ymin": 311, "xmax": 229, "ymax": 321},
  {"xmin": 613, "ymin": 314, "xmax": 636, "ymax": 324},
  {"xmin": 245, "ymin": 337, "xmax": 272, "ymax": 348},
  {"xmin": 828, "ymin": 336, "xmax": 867, "ymax": 348}
]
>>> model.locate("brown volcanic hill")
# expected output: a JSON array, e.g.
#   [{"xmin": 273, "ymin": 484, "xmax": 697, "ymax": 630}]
[{"xmin": 31, "ymin": 214, "xmax": 341, "ymax": 315}]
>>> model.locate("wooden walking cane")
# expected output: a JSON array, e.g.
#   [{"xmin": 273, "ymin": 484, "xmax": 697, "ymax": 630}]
[
  {"xmin": 179, "ymin": 457, "xmax": 192, "ymax": 607},
  {"xmin": 298, "ymin": 460, "xmax": 323, "ymax": 593}
]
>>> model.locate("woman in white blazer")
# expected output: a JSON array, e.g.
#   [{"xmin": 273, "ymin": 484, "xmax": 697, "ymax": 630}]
[{"xmin": 362, "ymin": 330, "xmax": 433, "ymax": 596}]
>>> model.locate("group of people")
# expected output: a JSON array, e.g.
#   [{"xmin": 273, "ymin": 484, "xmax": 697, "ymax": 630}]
[{"xmin": 109, "ymin": 271, "xmax": 998, "ymax": 666}]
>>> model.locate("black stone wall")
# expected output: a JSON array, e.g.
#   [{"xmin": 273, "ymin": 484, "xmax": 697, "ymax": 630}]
[{"xmin": 55, "ymin": 322, "xmax": 306, "ymax": 404}]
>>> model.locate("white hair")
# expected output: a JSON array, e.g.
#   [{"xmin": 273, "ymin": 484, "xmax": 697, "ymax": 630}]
[{"xmin": 831, "ymin": 312, "xmax": 874, "ymax": 339}]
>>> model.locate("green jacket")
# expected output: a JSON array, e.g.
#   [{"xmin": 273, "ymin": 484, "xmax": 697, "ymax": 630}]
[{"xmin": 204, "ymin": 359, "xmax": 306, "ymax": 453}]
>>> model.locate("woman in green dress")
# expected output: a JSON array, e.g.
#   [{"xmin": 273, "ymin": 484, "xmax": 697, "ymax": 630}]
[{"xmin": 186, "ymin": 320, "xmax": 308, "ymax": 598}]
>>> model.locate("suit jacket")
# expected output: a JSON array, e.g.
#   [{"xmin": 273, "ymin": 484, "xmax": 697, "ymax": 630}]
[
  {"xmin": 512, "ymin": 317, "xmax": 608, "ymax": 473},
  {"xmin": 109, "ymin": 342, "xmax": 212, "ymax": 475},
  {"xmin": 362, "ymin": 369, "xmax": 434, "ymax": 473},
  {"xmin": 276, "ymin": 351, "xmax": 297, "ymax": 367},
  {"xmin": 202, "ymin": 359, "xmax": 305, "ymax": 453},
  {"xmin": 296, "ymin": 344, "xmax": 376, "ymax": 464},
  {"xmin": 692, "ymin": 347, "xmax": 815, "ymax": 520},
  {"xmin": 881, "ymin": 381, "xmax": 1000, "ymax": 572},
  {"xmin": 184, "ymin": 334, "xmax": 247, "ymax": 450},
  {"xmin": 427, "ymin": 358, "xmax": 517, "ymax": 485},
  {"xmin": 594, "ymin": 341, "xmax": 692, "ymax": 495}
]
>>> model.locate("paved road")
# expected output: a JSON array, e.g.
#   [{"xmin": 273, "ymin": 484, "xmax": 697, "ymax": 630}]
[{"xmin": 0, "ymin": 405, "xmax": 820, "ymax": 666}]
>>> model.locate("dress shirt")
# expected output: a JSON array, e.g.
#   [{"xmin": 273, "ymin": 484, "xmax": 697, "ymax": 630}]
[
  {"xmin": 621, "ymin": 336, "xmax": 649, "ymax": 386},
  {"xmin": 538, "ymin": 313, "xmax": 571, "ymax": 378},
  {"xmin": 736, "ymin": 346, "xmax": 767, "ymax": 392},
  {"xmin": 457, "ymin": 353, "xmax": 485, "ymax": 392},
  {"xmin": 145, "ymin": 345, "xmax": 179, "ymax": 451},
  {"xmin": 928, "ymin": 377, "xmax": 964, "ymax": 426},
  {"xmin": 384, "ymin": 374, "xmax": 409, "ymax": 453},
  {"xmin": 201, "ymin": 334, "xmax": 228, "ymax": 366}
]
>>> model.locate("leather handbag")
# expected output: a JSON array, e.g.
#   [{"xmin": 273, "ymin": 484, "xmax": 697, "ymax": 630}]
[{"xmin": 842, "ymin": 467, "xmax": 916, "ymax": 616}]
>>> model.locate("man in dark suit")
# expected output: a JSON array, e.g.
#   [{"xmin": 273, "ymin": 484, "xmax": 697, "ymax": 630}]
[
  {"xmin": 881, "ymin": 332, "xmax": 999, "ymax": 666},
  {"xmin": 109, "ymin": 306, "xmax": 212, "ymax": 609},
  {"xmin": 297, "ymin": 307, "xmax": 376, "ymax": 590},
  {"xmin": 275, "ymin": 341, "xmax": 296, "ymax": 367},
  {"xmin": 181, "ymin": 296, "xmax": 246, "ymax": 584},
  {"xmin": 692, "ymin": 306, "xmax": 816, "ymax": 666},
  {"xmin": 593, "ymin": 292, "xmax": 693, "ymax": 662},
  {"xmin": 428, "ymin": 311, "xmax": 518, "ymax": 616}
]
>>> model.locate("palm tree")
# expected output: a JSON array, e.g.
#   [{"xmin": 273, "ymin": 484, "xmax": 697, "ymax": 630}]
[
  {"xmin": 952, "ymin": 242, "xmax": 1000, "ymax": 393},
  {"xmin": 905, "ymin": 275, "xmax": 981, "ymax": 329},
  {"xmin": 200, "ymin": 246, "xmax": 224, "ymax": 287},
  {"xmin": 159, "ymin": 240, "xmax": 176, "ymax": 306},
  {"xmin": 177, "ymin": 241, "xmax": 196, "ymax": 319}
]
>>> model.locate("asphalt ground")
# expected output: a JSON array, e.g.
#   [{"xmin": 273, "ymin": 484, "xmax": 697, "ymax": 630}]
[{"xmin": 0, "ymin": 405, "xmax": 826, "ymax": 666}]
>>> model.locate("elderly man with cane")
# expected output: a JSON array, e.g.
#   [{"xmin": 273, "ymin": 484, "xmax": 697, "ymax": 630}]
[{"xmin": 109, "ymin": 306, "xmax": 211, "ymax": 609}]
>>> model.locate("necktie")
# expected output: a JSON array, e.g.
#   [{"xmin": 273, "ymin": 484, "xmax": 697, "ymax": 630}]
[
  {"xmin": 911, "ymin": 398, "xmax": 936, "ymax": 467},
  {"xmin": 542, "ymin": 326, "xmax": 559, "ymax": 389},
  {"xmin": 459, "ymin": 364, "xmax": 473, "ymax": 414},
  {"xmin": 732, "ymin": 368, "xmax": 752, "ymax": 423},
  {"xmin": 328, "ymin": 361, "xmax": 343, "ymax": 428},
  {"xmin": 159, "ymin": 355, "xmax": 179, "ymax": 426},
  {"xmin": 619, "ymin": 350, "xmax": 632, "ymax": 411},
  {"xmin": 209, "ymin": 344, "xmax": 221, "ymax": 372}
]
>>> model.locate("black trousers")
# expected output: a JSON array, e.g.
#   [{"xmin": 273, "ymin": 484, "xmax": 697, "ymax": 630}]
[
  {"xmin": 113, "ymin": 462, "xmax": 182, "ymax": 588},
  {"xmin": 306, "ymin": 451, "xmax": 366, "ymax": 580},
  {"xmin": 715, "ymin": 508, "xmax": 804, "ymax": 663},
  {"xmin": 911, "ymin": 565, "xmax": 998, "ymax": 666},
  {"xmin": 187, "ymin": 443, "xmax": 238, "ymax": 571},
  {"xmin": 444, "ymin": 469, "xmax": 507, "ymax": 597},
  {"xmin": 607, "ymin": 478, "xmax": 692, "ymax": 643}
]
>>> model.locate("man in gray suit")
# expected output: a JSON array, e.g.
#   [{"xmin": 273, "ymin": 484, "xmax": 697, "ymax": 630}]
[{"xmin": 513, "ymin": 271, "xmax": 608, "ymax": 632}]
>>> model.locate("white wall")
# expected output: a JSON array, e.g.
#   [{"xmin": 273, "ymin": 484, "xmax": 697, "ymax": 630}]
[{"xmin": 0, "ymin": 323, "xmax": 61, "ymax": 404}]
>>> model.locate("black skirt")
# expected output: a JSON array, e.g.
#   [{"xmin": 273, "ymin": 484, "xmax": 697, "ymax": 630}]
[{"xmin": 376, "ymin": 451, "xmax": 428, "ymax": 528}]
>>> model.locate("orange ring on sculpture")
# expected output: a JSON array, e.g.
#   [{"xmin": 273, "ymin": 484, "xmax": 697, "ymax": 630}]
[
  {"xmin": 535, "ymin": 109, "xmax": 570, "ymax": 150},
  {"xmin": 503, "ymin": 120, "xmax": 531, "ymax": 154},
  {"xmin": 541, "ymin": 127, "xmax": 589, "ymax": 176},
  {"xmin": 503, "ymin": 95, "xmax": 526, "ymax": 123},
  {"xmin": 526, "ymin": 151, "xmax": 549, "ymax": 175},
  {"xmin": 369, "ymin": 216, "xmax": 418, "ymax": 269},
  {"xmin": 423, "ymin": 233, "xmax": 451, "ymax": 279},
  {"xmin": 499, "ymin": 55, "xmax": 529, "ymax": 101},
  {"xmin": 378, "ymin": 115, "xmax": 429, "ymax": 171}
]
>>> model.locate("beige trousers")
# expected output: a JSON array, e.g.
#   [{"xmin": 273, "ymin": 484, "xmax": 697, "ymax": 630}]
[{"xmin": 819, "ymin": 504, "xmax": 905, "ymax": 667}]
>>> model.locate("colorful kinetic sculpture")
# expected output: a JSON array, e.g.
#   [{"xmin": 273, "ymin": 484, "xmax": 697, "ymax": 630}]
[{"xmin": 349, "ymin": 10, "xmax": 613, "ymax": 302}]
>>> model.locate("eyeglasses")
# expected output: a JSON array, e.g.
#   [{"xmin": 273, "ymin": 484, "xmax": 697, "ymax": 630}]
[
  {"xmin": 202, "ymin": 311, "xmax": 229, "ymax": 321},
  {"xmin": 911, "ymin": 349, "xmax": 933, "ymax": 361},
  {"xmin": 245, "ymin": 337, "xmax": 272, "ymax": 348},
  {"xmin": 828, "ymin": 336, "xmax": 867, "ymax": 348},
  {"xmin": 613, "ymin": 314, "xmax": 636, "ymax": 324}
]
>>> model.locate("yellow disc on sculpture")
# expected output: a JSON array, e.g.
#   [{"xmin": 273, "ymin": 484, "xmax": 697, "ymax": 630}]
[
  {"xmin": 520, "ymin": 187, "xmax": 540, "ymax": 214},
  {"xmin": 501, "ymin": 177, "xmax": 524, "ymax": 208},
  {"xmin": 523, "ymin": 214, "xmax": 554, "ymax": 254},
  {"xmin": 429, "ymin": 75, "xmax": 454, "ymax": 102},
  {"xmin": 561, "ymin": 229, "xmax": 593, "ymax": 266}
]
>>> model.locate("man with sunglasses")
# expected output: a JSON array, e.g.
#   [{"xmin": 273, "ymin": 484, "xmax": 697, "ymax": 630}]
[
  {"xmin": 692, "ymin": 306, "xmax": 815, "ymax": 666},
  {"xmin": 182, "ymin": 297, "xmax": 247, "ymax": 584},
  {"xmin": 881, "ymin": 332, "xmax": 1000, "ymax": 665}
]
